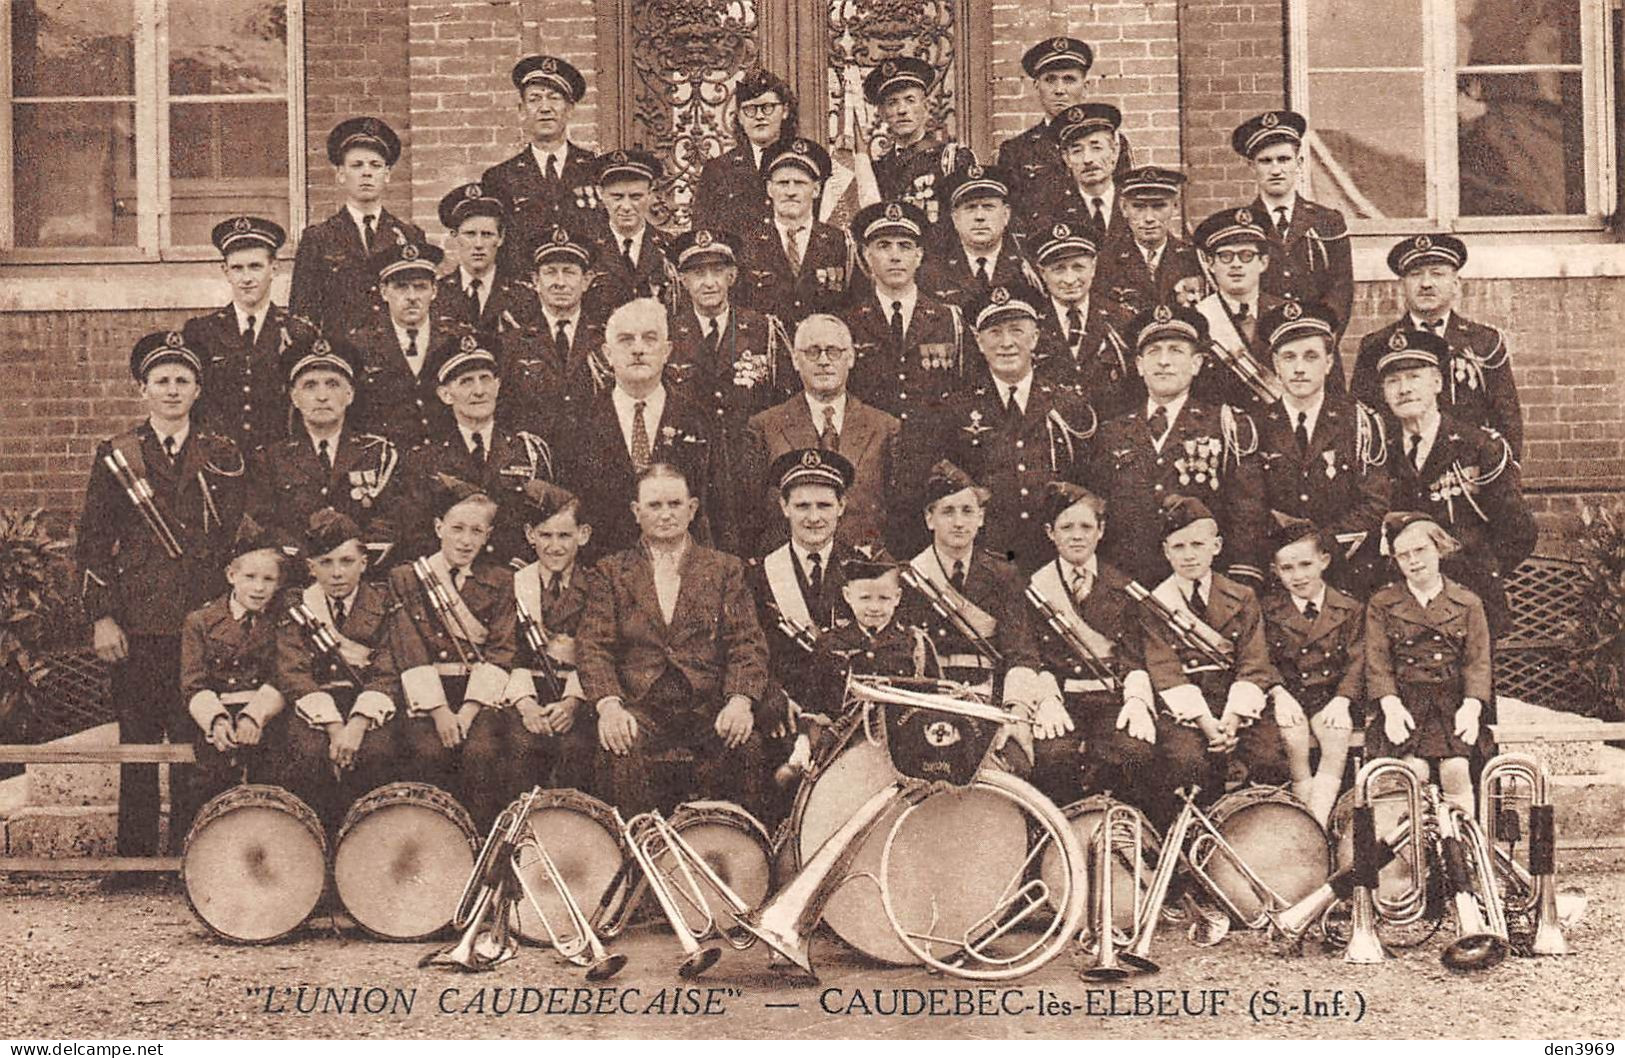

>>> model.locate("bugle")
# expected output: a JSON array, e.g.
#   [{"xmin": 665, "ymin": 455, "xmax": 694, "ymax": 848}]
[
  {"xmin": 1205, "ymin": 339, "xmax": 1286, "ymax": 404},
  {"xmin": 422, "ymin": 789, "xmax": 538, "ymax": 972},
  {"xmin": 514, "ymin": 598, "xmax": 565, "ymax": 702},
  {"xmin": 288, "ymin": 603, "xmax": 365, "ymax": 688},
  {"xmin": 1023, "ymin": 585, "xmax": 1118, "ymax": 691},
  {"xmin": 1122, "ymin": 580, "xmax": 1232, "ymax": 670},
  {"xmin": 1080, "ymin": 799, "xmax": 1142, "ymax": 981},
  {"xmin": 511, "ymin": 832, "xmax": 626, "ymax": 980},
  {"xmin": 104, "ymin": 449, "xmax": 184, "ymax": 559},
  {"xmin": 765, "ymin": 600, "xmax": 819, "ymax": 654},
  {"xmin": 899, "ymin": 566, "xmax": 1004, "ymax": 666},
  {"xmin": 1429, "ymin": 783, "xmax": 1509, "ymax": 972},
  {"xmin": 412, "ymin": 557, "xmax": 485, "ymax": 665}
]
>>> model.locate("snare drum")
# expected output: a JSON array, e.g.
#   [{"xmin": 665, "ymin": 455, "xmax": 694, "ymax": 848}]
[
  {"xmin": 1038, "ymin": 796, "xmax": 1158, "ymax": 933},
  {"xmin": 517, "ymin": 789, "xmax": 624, "ymax": 946},
  {"xmin": 1329, "ymin": 785, "xmax": 1421, "ymax": 907},
  {"xmin": 1196, "ymin": 787, "xmax": 1330, "ymax": 925},
  {"xmin": 332, "ymin": 782, "xmax": 478, "ymax": 941},
  {"xmin": 665, "ymin": 801, "xmax": 773, "ymax": 932},
  {"xmin": 183, "ymin": 784, "xmax": 326, "ymax": 943},
  {"xmin": 784, "ymin": 714, "xmax": 1028, "ymax": 965}
]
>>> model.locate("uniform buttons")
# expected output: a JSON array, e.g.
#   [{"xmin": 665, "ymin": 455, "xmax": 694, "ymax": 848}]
[
  {"xmin": 242, "ymin": 404, "xmax": 252, "ymax": 412},
  {"xmin": 1019, "ymin": 487, "xmax": 1029, "ymax": 496},
  {"xmin": 1020, "ymin": 511, "xmax": 1029, "ymax": 519},
  {"xmin": 320, "ymin": 487, "xmax": 329, "ymax": 496},
  {"xmin": 1299, "ymin": 494, "xmax": 1309, "ymax": 503},
  {"xmin": 1016, "ymin": 464, "xmax": 1027, "ymax": 472},
  {"xmin": 1153, "ymin": 484, "xmax": 1164, "ymax": 492},
  {"xmin": 1015, "ymin": 440, "xmax": 1025, "ymax": 450},
  {"xmin": 864, "ymin": 651, "xmax": 875, "ymax": 660},
  {"xmin": 1433, "ymin": 652, "xmax": 1443, "ymax": 660},
  {"xmin": 242, "ymin": 386, "xmax": 251, "ymax": 394},
  {"xmin": 438, "ymin": 649, "xmax": 449, "ymax": 660}
]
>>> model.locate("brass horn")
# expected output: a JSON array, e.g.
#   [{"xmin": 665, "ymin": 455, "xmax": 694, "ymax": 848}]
[
  {"xmin": 1267, "ymin": 816, "xmax": 1412, "ymax": 949},
  {"xmin": 1431, "ymin": 784, "xmax": 1509, "ymax": 972},
  {"xmin": 421, "ymin": 790, "xmax": 539, "ymax": 972},
  {"xmin": 1350, "ymin": 757, "xmax": 1430, "ymax": 927},
  {"xmin": 1479, "ymin": 752, "xmax": 1581, "ymax": 956},
  {"xmin": 614, "ymin": 808, "xmax": 727, "ymax": 979},
  {"xmin": 1080, "ymin": 799, "xmax": 1142, "ymax": 981},
  {"xmin": 510, "ymin": 832, "xmax": 627, "ymax": 981}
]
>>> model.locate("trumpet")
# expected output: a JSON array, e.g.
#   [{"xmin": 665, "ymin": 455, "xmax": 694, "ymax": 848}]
[
  {"xmin": 1204, "ymin": 338, "xmax": 1286, "ymax": 404},
  {"xmin": 1080, "ymin": 799, "xmax": 1143, "ymax": 981},
  {"xmin": 514, "ymin": 598, "xmax": 565, "ymax": 702},
  {"xmin": 1023, "ymin": 585, "xmax": 1118, "ymax": 692},
  {"xmin": 288, "ymin": 603, "xmax": 365, "ymax": 688},
  {"xmin": 510, "ymin": 833, "xmax": 626, "ymax": 980},
  {"xmin": 765, "ymin": 600, "xmax": 819, "ymax": 654},
  {"xmin": 104, "ymin": 448, "xmax": 184, "ymax": 559},
  {"xmin": 900, "ymin": 566, "xmax": 1005, "ymax": 666},
  {"xmin": 1122, "ymin": 580, "xmax": 1232, "ymax": 670},
  {"xmin": 610, "ymin": 808, "xmax": 752, "ymax": 978},
  {"xmin": 1179, "ymin": 790, "xmax": 1295, "ymax": 930},
  {"xmin": 412, "ymin": 557, "xmax": 485, "ymax": 666},
  {"xmin": 1479, "ymin": 753, "xmax": 1582, "ymax": 955},
  {"xmin": 1110, "ymin": 790, "xmax": 1230, "ymax": 977}
]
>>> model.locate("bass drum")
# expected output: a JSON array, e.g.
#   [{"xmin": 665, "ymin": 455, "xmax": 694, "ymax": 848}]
[
  {"xmin": 517, "ymin": 789, "xmax": 625, "ymax": 946},
  {"xmin": 663, "ymin": 801, "xmax": 773, "ymax": 933},
  {"xmin": 1197, "ymin": 786, "xmax": 1330, "ymax": 924},
  {"xmin": 1038, "ymin": 795, "xmax": 1159, "ymax": 934},
  {"xmin": 182, "ymin": 784, "xmax": 326, "ymax": 943},
  {"xmin": 1329, "ymin": 785, "xmax": 1422, "ymax": 907},
  {"xmin": 783, "ymin": 721, "xmax": 1028, "ymax": 965},
  {"xmin": 332, "ymin": 782, "xmax": 478, "ymax": 941}
]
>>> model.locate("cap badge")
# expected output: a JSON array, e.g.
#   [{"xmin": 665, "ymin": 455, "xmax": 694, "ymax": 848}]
[
  {"xmin": 361, "ymin": 119, "xmax": 381, "ymax": 137},
  {"xmin": 1282, "ymin": 301, "xmax": 1302, "ymax": 321},
  {"xmin": 1415, "ymin": 235, "xmax": 1432, "ymax": 251},
  {"xmin": 460, "ymin": 335, "xmax": 477, "ymax": 353},
  {"xmin": 991, "ymin": 286, "xmax": 1010, "ymax": 305},
  {"xmin": 967, "ymin": 164, "xmax": 983, "ymax": 179},
  {"xmin": 465, "ymin": 184, "xmax": 482, "ymax": 199},
  {"xmin": 401, "ymin": 243, "xmax": 419, "ymax": 261},
  {"xmin": 1053, "ymin": 223, "xmax": 1070, "ymax": 238},
  {"xmin": 541, "ymin": 58, "xmax": 557, "ymax": 74},
  {"xmin": 1053, "ymin": 37, "xmax": 1069, "ymax": 50},
  {"xmin": 611, "ymin": 150, "xmax": 627, "ymax": 163},
  {"xmin": 313, "ymin": 338, "xmax": 332, "ymax": 355},
  {"xmin": 884, "ymin": 203, "xmax": 903, "ymax": 221},
  {"xmin": 1153, "ymin": 305, "xmax": 1173, "ymax": 323},
  {"xmin": 801, "ymin": 450, "xmax": 822, "ymax": 468},
  {"xmin": 1389, "ymin": 331, "xmax": 1408, "ymax": 351},
  {"xmin": 233, "ymin": 216, "xmax": 252, "ymax": 233},
  {"xmin": 552, "ymin": 228, "xmax": 570, "ymax": 244},
  {"xmin": 1236, "ymin": 208, "xmax": 1252, "ymax": 225},
  {"xmin": 881, "ymin": 60, "xmax": 897, "ymax": 76},
  {"xmin": 792, "ymin": 139, "xmax": 809, "ymax": 154},
  {"xmin": 695, "ymin": 229, "xmax": 713, "ymax": 247},
  {"xmin": 165, "ymin": 331, "xmax": 185, "ymax": 348},
  {"xmin": 1262, "ymin": 112, "xmax": 1279, "ymax": 128}
]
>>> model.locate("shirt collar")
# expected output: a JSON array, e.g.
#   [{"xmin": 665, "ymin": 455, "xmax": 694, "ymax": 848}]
[
  {"xmin": 1178, "ymin": 571, "xmax": 1214, "ymax": 604},
  {"xmin": 1408, "ymin": 578, "xmax": 1444, "ymax": 608},
  {"xmin": 1263, "ymin": 191, "xmax": 1298, "ymax": 219},
  {"xmin": 644, "ymin": 534, "xmax": 691, "ymax": 565},
  {"xmin": 530, "ymin": 142, "xmax": 568, "ymax": 172},
  {"xmin": 1222, "ymin": 292, "xmax": 1258, "ymax": 318},
  {"xmin": 328, "ymin": 586, "xmax": 359, "ymax": 610},
  {"xmin": 612, "ymin": 224, "xmax": 647, "ymax": 255},
  {"xmin": 229, "ymin": 596, "xmax": 251, "ymax": 621},
  {"xmin": 344, "ymin": 203, "xmax": 379, "ymax": 231},
  {"xmin": 541, "ymin": 308, "xmax": 582, "ymax": 331},
  {"xmin": 964, "ymin": 243, "xmax": 1000, "ymax": 272},
  {"xmin": 1409, "ymin": 309, "xmax": 1453, "ymax": 332},
  {"xmin": 1281, "ymin": 390, "xmax": 1326, "ymax": 430},
  {"xmin": 1052, "ymin": 295, "xmax": 1090, "ymax": 324},
  {"xmin": 149, "ymin": 419, "xmax": 190, "ymax": 451},
  {"xmin": 793, "ymin": 540, "xmax": 833, "ymax": 571},
  {"xmin": 1409, "ymin": 408, "xmax": 1443, "ymax": 452},
  {"xmin": 612, "ymin": 383, "xmax": 667, "ymax": 418},
  {"xmin": 996, "ymin": 370, "xmax": 1036, "ymax": 412},
  {"xmin": 875, "ymin": 285, "xmax": 918, "ymax": 322},
  {"xmin": 1147, "ymin": 391, "xmax": 1189, "ymax": 426},
  {"xmin": 1057, "ymin": 554, "xmax": 1099, "ymax": 586},
  {"xmin": 459, "ymin": 265, "xmax": 495, "ymax": 294},
  {"xmin": 1292, "ymin": 586, "xmax": 1327, "ymax": 615},
  {"xmin": 805, "ymin": 390, "xmax": 847, "ymax": 426},
  {"xmin": 540, "ymin": 566, "xmax": 572, "ymax": 592},
  {"xmin": 695, "ymin": 306, "xmax": 731, "ymax": 333},
  {"xmin": 233, "ymin": 301, "xmax": 270, "ymax": 335},
  {"xmin": 775, "ymin": 215, "xmax": 813, "ymax": 240},
  {"xmin": 392, "ymin": 321, "xmax": 427, "ymax": 353},
  {"xmin": 457, "ymin": 420, "xmax": 494, "ymax": 451}
]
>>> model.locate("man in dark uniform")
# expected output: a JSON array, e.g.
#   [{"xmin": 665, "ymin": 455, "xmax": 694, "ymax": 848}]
[
  {"xmin": 497, "ymin": 227, "xmax": 606, "ymax": 428},
  {"xmin": 1190, "ymin": 206, "xmax": 1293, "ymax": 413},
  {"xmin": 434, "ymin": 183, "xmax": 542, "ymax": 337},
  {"xmin": 586, "ymin": 149, "xmax": 676, "ymax": 313},
  {"xmin": 1232, "ymin": 110, "xmax": 1354, "ymax": 341},
  {"xmin": 1092, "ymin": 166, "xmax": 1205, "ymax": 318},
  {"xmin": 406, "ymin": 335, "xmax": 557, "ymax": 568},
  {"xmin": 1029, "ymin": 221, "xmax": 1137, "ymax": 416},
  {"xmin": 349, "ymin": 237, "xmax": 467, "ymax": 450},
  {"xmin": 860, "ymin": 56, "xmax": 977, "ymax": 233},
  {"xmin": 692, "ymin": 70, "xmax": 799, "ymax": 236},
  {"xmin": 913, "ymin": 287, "xmax": 1098, "ymax": 573},
  {"xmin": 845, "ymin": 200, "xmax": 968, "ymax": 423},
  {"xmin": 186, "ymin": 216, "xmax": 315, "ymax": 449},
  {"xmin": 1350, "ymin": 234, "xmax": 1525, "ymax": 459},
  {"xmin": 245, "ymin": 334, "xmax": 406, "ymax": 570},
  {"xmin": 1023, "ymin": 482, "xmax": 1157, "ymax": 808},
  {"xmin": 290, "ymin": 118, "xmax": 425, "ymax": 340},
  {"xmin": 1375, "ymin": 329, "xmax": 1536, "ymax": 637},
  {"xmin": 1253, "ymin": 301, "xmax": 1389, "ymax": 596},
  {"xmin": 552, "ymin": 297, "xmax": 720, "ymax": 561},
  {"xmin": 917, "ymin": 164, "xmax": 1040, "ymax": 313},
  {"xmin": 736, "ymin": 138, "xmax": 854, "ymax": 329},
  {"xmin": 1032, "ymin": 103, "xmax": 1132, "ymax": 249},
  {"xmin": 1088, "ymin": 304, "xmax": 1268, "ymax": 589},
  {"xmin": 76, "ymin": 332, "xmax": 246, "ymax": 882},
  {"xmin": 481, "ymin": 55, "xmax": 600, "ymax": 279}
]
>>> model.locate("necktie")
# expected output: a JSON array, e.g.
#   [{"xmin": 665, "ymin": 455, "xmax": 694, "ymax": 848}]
[
  {"xmin": 317, "ymin": 438, "xmax": 332, "ymax": 469},
  {"xmin": 1408, "ymin": 432, "xmax": 1424, "ymax": 470},
  {"xmin": 330, "ymin": 596, "xmax": 346, "ymax": 629},
  {"xmin": 950, "ymin": 560, "xmax": 967, "ymax": 593},
  {"xmin": 1188, "ymin": 583, "xmax": 1207, "ymax": 621},
  {"xmin": 974, "ymin": 257, "xmax": 990, "ymax": 286},
  {"xmin": 1070, "ymin": 567, "xmax": 1093, "ymax": 605},
  {"xmin": 403, "ymin": 328, "xmax": 419, "ymax": 360},
  {"xmin": 454, "ymin": 567, "xmax": 468, "ymax": 593},
  {"xmin": 362, "ymin": 214, "xmax": 376, "ymax": 252},
  {"xmin": 1144, "ymin": 245, "xmax": 1159, "ymax": 271},
  {"xmin": 243, "ymin": 314, "xmax": 256, "ymax": 345},
  {"xmin": 783, "ymin": 226, "xmax": 804, "ymax": 275},
  {"xmin": 241, "ymin": 611, "xmax": 255, "ymax": 636},
  {"xmin": 163, "ymin": 435, "xmax": 178, "ymax": 461},
  {"xmin": 544, "ymin": 154, "xmax": 559, "ymax": 183},
  {"xmin": 1146, "ymin": 404, "xmax": 1169, "ymax": 446},
  {"xmin": 1303, "ymin": 599, "xmax": 1320, "ymax": 623},
  {"xmin": 546, "ymin": 575, "xmax": 562, "ymax": 602},
  {"xmin": 1090, "ymin": 197, "xmax": 1105, "ymax": 230},
  {"xmin": 554, "ymin": 319, "xmax": 571, "ymax": 360},
  {"xmin": 819, "ymin": 404, "xmax": 839, "ymax": 450},
  {"xmin": 470, "ymin": 431, "xmax": 486, "ymax": 465},
  {"xmin": 1274, "ymin": 206, "xmax": 1289, "ymax": 232},
  {"xmin": 889, "ymin": 300, "xmax": 905, "ymax": 355},
  {"xmin": 806, "ymin": 551, "xmax": 824, "ymax": 601},
  {"xmin": 1006, "ymin": 384, "xmax": 1023, "ymax": 422},
  {"xmin": 622, "ymin": 237, "xmax": 636, "ymax": 270},
  {"xmin": 1295, "ymin": 410, "xmax": 1310, "ymax": 452},
  {"xmin": 630, "ymin": 400, "xmax": 652, "ymax": 467},
  {"xmin": 705, "ymin": 316, "xmax": 721, "ymax": 357},
  {"xmin": 1235, "ymin": 302, "xmax": 1250, "ymax": 321},
  {"xmin": 1065, "ymin": 306, "xmax": 1084, "ymax": 355},
  {"xmin": 469, "ymin": 277, "xmax": 483, "ymax": 310},
  {"xmin": 1422, "ymin": 319, "xmax": 1443, "ymax": 335}
]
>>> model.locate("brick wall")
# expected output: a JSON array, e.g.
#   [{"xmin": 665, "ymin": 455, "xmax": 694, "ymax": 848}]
[
  {"xmin": 1176, "ymin": 0, "xmax": 1287, "ymax": 220},
  {"xmin": 989, "ymin": 1, "xmax": 1182, "ymax": 166}
]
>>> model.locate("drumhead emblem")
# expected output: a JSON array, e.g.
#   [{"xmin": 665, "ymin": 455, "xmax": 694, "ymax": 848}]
[{"xmin": 924, "ymin": 720, "xmax": 961, "ymax": 747}]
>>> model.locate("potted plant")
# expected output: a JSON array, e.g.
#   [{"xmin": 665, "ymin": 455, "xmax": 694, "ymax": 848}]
[
  {"xmin": 0, "ymin": 508, "xmax": 73, "ymax": 773},
  {"xmin": 1567, "ymin": 501, "xmax": 1625, "ymax": 725}
]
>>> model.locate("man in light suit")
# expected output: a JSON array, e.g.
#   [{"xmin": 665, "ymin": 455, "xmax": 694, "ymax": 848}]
[
  {"xmin": 576, "ymin": 462, "xmax": 771, "ymax": 815},
  {"xmin": 742, "ymin": 314, "xmax": 901, "ymax": 554}
]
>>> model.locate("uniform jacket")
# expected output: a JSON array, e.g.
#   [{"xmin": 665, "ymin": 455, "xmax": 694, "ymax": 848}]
[
  {"xmin": 551, "ymin": 387, "xmax": 719, "ymax": 562},
  {"xmin": 387, "ymin": 558, "xmax": 518, "ymax": 713},
  {"xmin": 480, "ymin": 142, "xmax": 601, "ymax": 279},
  {"xmin": 918, "ymin": 238, "xmax": 1041, "ymax": 313},
  {"xmin": 1142, "ymin": 572, "xmax": 1279, "ymax": 710},
  {"xmin": 1384, "ymin": 411, "xmax": 1536, "ymax": 636},
  {"xmin": 1192, "ymin": 290, "xmax": 1344, "ymax": 413},
  {"xmin": 1091, "ymin": 234, "xmax": 1204, "ymax": 318},
  {"xmin": 1251, "ymin": 196, "xmax": 1354, "ymax": 340},
  {"xmin": 349, "ymin": 318, "xmax": 468, "ymax": 450},
  {"xmin": 507, "ymin": 560, "xmax": 594, "ymax": 704},
  {"xmin": 185, "ymin": 303, "xmax": 316, "ymax": 448},
  {"xmin": 692, "ymin": 143, "xmax": 772, "ymax": 236},
  {"xmin": 1352, "ymin": 312, "xmax": 1525, "ymax": 459},
  {"xmin": 998, "ymin": 120, "xmax": 1135, "ymax": 240},
  {"xmin": 1026, "ymin": 559, "xmax": 1150, "ymax": 696},
  {"xmin": 1364, "ymin": 577, "xmax": 1492, "ymax": 703},
  {"xmin": 900, "ymin": 546, "xmax": 1042, "ymax": 673},
  {"xmin": 1032, "ymin": 295, "xmax": 1138, "ymax": 417},
  {"xmin": 496, "ymin": 311, "xmax": 607, "ymax": 435},
  {"xmin": 1255, "ymin": 394, "xmax": 1389, "ymax": 558},
  {"xmin": 434, "ymin": 271, "xmax": 544, "ymax": 337},
  {"xmin": 1089, "ymin": 399, "xmax": 1268, "ymax": 587},
  {"xmin": 587, "ymin": 223, "xmax": 678, "ymax": 309},
  {"xmin": 289, "ymin": 207, "xmax": 425, "ymax": 339},
  {"xmin": 917, "ymin": 376, "xmax": 1098, "ymax": 571},
  {"xmin": 736, "ymin": 218, "xmax": 854, "ymax": 328},
  {"xmin": 872, "ymin": 137, "xmax": 977, "ymax": 232},
  {"xmin": 800, "ymin": 617, "xmax": 939, "ymax": 720},
  {"xmin": 665, "ymin": 305, "xmax": 795, "ymax": 430},
  {"xmin": 745, "ymin": 540, "xmax": 857, "ymax": 720},
  {"xmin": 575, "ymin": 541, "xmax": 770, "ymax": 708},
  {"xmin": 76, "ymin": 424, "xmax": 246, "ymax": 635},
  {"xmin": 846, "ymin": 291, "xmax": 966, "ymax": 424},
  {"xmin": 275, "ymin": 580, "xmax": 402, "ymax": 728},
  {"xmin": 1261, "ymin": 585, "xmax": 1365, "ymax": 708},
  {"xmin": 180, "ymin": 594, "xmax": 284, "ymax": 732},
  {"xmin": 742, "ymin": 392, "xmax": 901, "ymax": 554},
  {"xmin": 1024, "ymin": 180, "xmax": 1134, "ymax": 252},
  {"xmin": 404, "ymin": 426, "xmax": 557, "ymax": 568},
  {"xmin": 245, "ymin": 427, "xmax": 406, "ymax": 563}
]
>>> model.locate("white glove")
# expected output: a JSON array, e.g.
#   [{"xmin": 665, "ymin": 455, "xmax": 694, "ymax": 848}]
[
  {"xmin": 1320, "ymin": 696, "xmax": 1353, "ymax": 731},
  {"xmin": 1116, "ymin": 697, "xmax": 1157, "ymax": 744},
  {"xmin": 1031, "ymin": 696, "xmax": 1074, "ymax": 741},
  {"xmin": 1271, "ymin": 686, "xmax": 1306, "ymax": 728},
  {"xmin": 1160, "ymin": 683, "xmax": 1210, "ymax": 723},
  {"xmin": 1381, "ymin": 696, "xmax": 1415, "ymax": 747},
  {"xmin": 1453, "ymin": 698, "xmax": 1483, "ymax": 746}
]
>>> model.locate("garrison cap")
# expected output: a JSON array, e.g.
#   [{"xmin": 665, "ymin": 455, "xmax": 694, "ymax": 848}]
[
  {"xmin": 512, "ymin": 55, "xmax": 587, "ymax": 103},
  {"xmin": 305, "ymin": 507, "xmax": 362, "ymax": 558},
  {"xmin": 1054, "ymin": 103, "xmax": 1121, "ymax": 146},
  {"xmin": 1231, "ymin": 110, "xmax": 1308, "ymax": 158},
  {"xmin": 532, "ymin": 226, "xmax": 594, "ymax": 268},
  {"xmin": 438, "ymin": 183, "xmax": 507, "ymax": 230},
  {"xmin": 517, "ymin": 480, "xmax": 581, "ymax": 525},
  {"xmin": 1386, "ymin": 233, "xmax": 1468, "ymax": 276},
  {"xmin": 1375, "ymin": 328, "xmax": 1447, "ymax": 376},
  {"xmin": 326, "ymin": 116, "xmax": 400, "ymax": 166},
  {"xmin": 281, "ymin": 333, "xmax": 359, "ymax": 385},
  {"xmin": 840, "ymin": 542, "xmax": 901, "ymax": 581},
  {"xmin": 1193, "ymin": 206, "xmax": 1270, "ymax": 253},
  {"xmin": 431, "ymin": 473, "xmax": 489, "ymax": 517},
  {"xmin": 1033, "ymin": 222, "xmax": 1099, "ymax": 266},
  {"xmin": 231, "ymin": 513, "xmax": 280, "ymax": 562},
  {"xmin": 429, "ymin": 332, "xmax": 500, "ymax": 386},
  {"xmin": 862, "ymin": 56, "xmax": 934, "ymax": 105},
  {"xmin": 771, "ymin": 447, "xmax": 855, "ymax": 496},
  {"xmin": 1042, "ymin": 481, "xmax": 1103, "ymax": 526},
  {"xmin": 943, "ymin": 163, "xmax": 1010, "ymax": 207},
  {"xmin": 1383, "ymin": 511, "xmax": 1443, "ymax": 555},
  {"xmin": 1022, "ymin": 37, "xmax": 1094, "ymax": 78},
  {"xmin": 1129, "ymin": 303, "xmax": 1207, "ymax": 350},
  {"xmin": 671, "ymin": 228, "xmax": 738, "ymax": 270},
  {"xmin": 211, "ymin": 215, "xmax": 286, "ymax": 257},
  {"xmin": 1268, "ymin": 511, "xmax": 1325, "ymax": 556},
  {"xmin": 1261, "ymin": 300, "xmax": 1338, "ymax": 350},
  {"xmin": 971, "ymin": 285, "xmax": 1042, "ymax": 331},
  {"xmin": 1161, "ymin": 493, "xmax": 1217, "ymax": 538},
  {"xmin": 373, "ymin": 236, "xmax": 444, "ymax": 283},
  {"xmin": 1115, "ymin": 165, "xmax": 1186, "ymax": 200},
  {"xmin": 851, "ymin": 200, "xmax": 928, "ymax": 244},
  {"xmin": 763, "ymin": 138, "xmax": 831, "ymax": 181},
  {"xmin": 923, "ymin": 459, "xmax": 989, "ymax": 509},
  {"xmin": 596, "ymin": 148, "xmax": 664, "ymax": 186},
  {"xmin": 130, "ymin": 330, "xmax": 203, "ymax": 381}
]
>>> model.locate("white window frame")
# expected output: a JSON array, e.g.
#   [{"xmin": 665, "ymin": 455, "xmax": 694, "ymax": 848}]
[
  {"xmin": 1287, "ymin": 0, "xmax": 1621, "ymax": 279},
  {"xmin": 0, "ymin": 0, "xmax": 306, "ymax": 266}
]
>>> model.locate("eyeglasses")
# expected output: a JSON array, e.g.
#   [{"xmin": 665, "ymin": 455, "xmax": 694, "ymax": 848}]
[
  {"xmin": 796, "ymin": 345, "xmax": 849, "ymax": 362},
  {"xmin": 1213, "ymin": 249, "xmax": 1261, "ymax": 264},
  {"xmin": 739, "ymin": 101, "xmax": 783, "ymax": 118}
]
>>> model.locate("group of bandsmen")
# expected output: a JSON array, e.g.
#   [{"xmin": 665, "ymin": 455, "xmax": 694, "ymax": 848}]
[{"xmin": 75, "ymin": 38, "xmax": 1539, "ymax": 886}]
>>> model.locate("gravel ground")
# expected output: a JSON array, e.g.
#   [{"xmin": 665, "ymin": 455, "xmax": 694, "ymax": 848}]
[{"xmin": 3, "ymin": 870, "xmax": 1623, "ymax": 1041}]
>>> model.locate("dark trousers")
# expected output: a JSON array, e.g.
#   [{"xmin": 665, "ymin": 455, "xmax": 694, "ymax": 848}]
[
  {"xmin": 281, "ymin": 713, "xmax": 402, "ymax": 832},
  {"xmin": 1032, "ymin": 691, "xmax": 1157, "ymax": 810},
  {"xmin": 111, "ymin": 635, "xmax": 189, "ymax": 856},
  {"xmin": 189, "ymin": 712, "xmax": 285, "ymax": 822},
  {"xmin": 597, "ymin": 669, "xmax": 767, "ymax": 818},
  {"xmin": 1150, "ymin": 714, "xmax": 1288, "ymax": 829}
]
